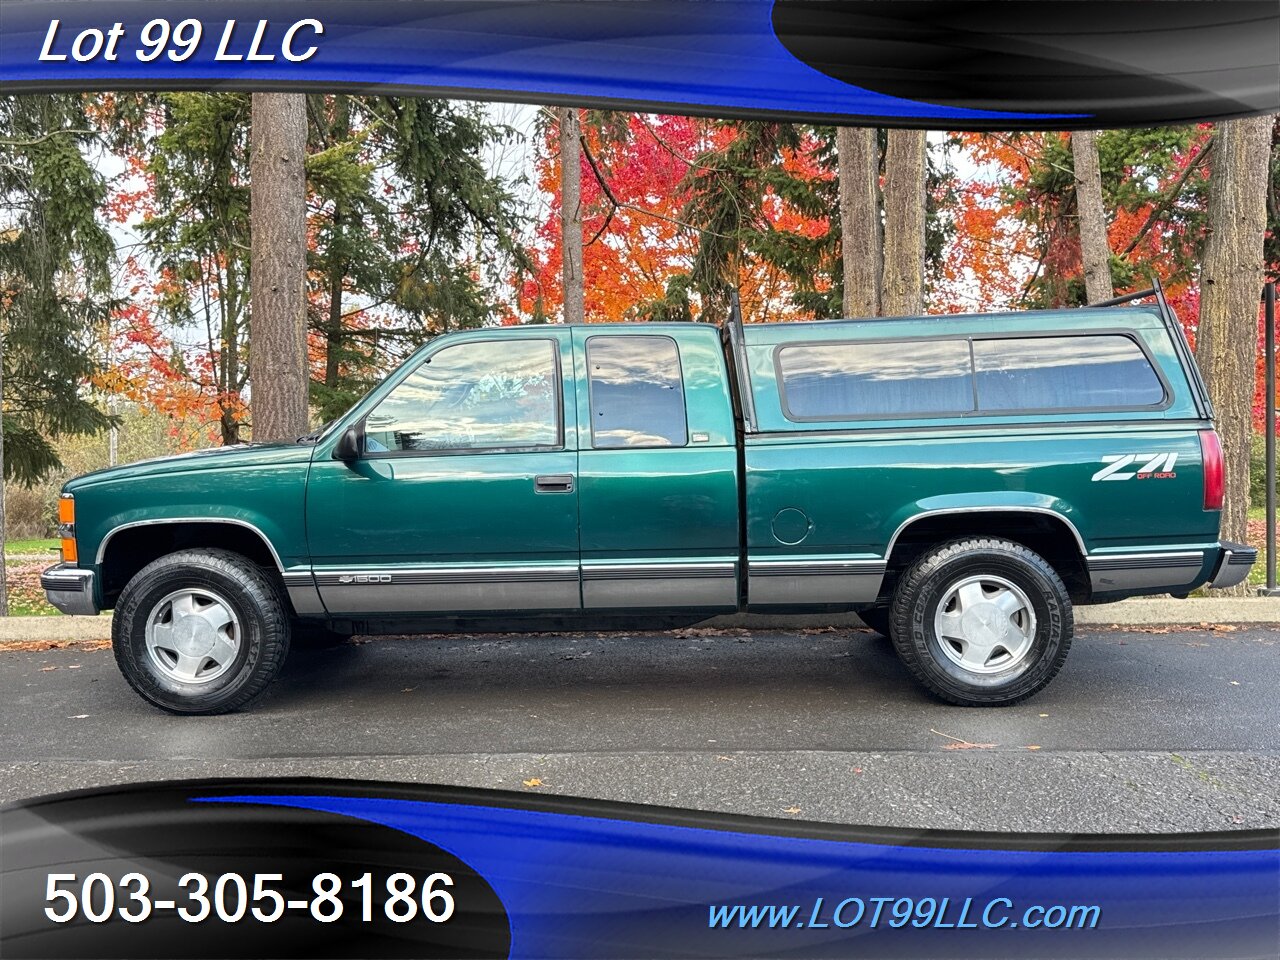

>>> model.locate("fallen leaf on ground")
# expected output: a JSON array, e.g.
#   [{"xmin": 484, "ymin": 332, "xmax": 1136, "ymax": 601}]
[
  {"xmin": 931, "ymin": 728, "xmax": 997, "ymax": 750},
  {"xmin": 783, "ymin": 806, "xmax": 802, "ymax": 815},
  {"xmin": 2, "ymin": 639, "xmax": 110, "ymax": 652},
  {"xmin": 522, "ymin": 778, "xmax": 543, "ymax": 788},
  {"xmin": 1025, "ymin": 745, "xmax": 1042, "ymax": 751},
  {"xmin": 40, "ymin": 665, "xmax": 57, "ymax": 672}
]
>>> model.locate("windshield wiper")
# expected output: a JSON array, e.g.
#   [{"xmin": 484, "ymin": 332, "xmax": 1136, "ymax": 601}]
[{"xmin": 297, "ymin": 420, "xmax": 335, "ymax": 444}]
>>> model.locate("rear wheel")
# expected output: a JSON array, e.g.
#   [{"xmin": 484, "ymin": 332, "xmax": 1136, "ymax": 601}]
[
  {"xmin": 889, "ymin": 538, "xmax": 1072, "ymax": 706},
  {"xmin": 113, "ymin": 549, "xmax": 289, "ymax": 714}
]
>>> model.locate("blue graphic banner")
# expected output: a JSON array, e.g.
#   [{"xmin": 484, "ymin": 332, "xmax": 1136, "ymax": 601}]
[
  {"xmin": 3, "ymin": 1, "xmax": 1278, "ymax": 128},
  {"xmin": 2, "ymin": 780, "xmax": 1277, "ymax": 958}
]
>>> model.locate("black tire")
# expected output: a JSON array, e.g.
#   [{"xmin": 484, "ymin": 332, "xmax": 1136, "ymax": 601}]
[
  {"xmin": 856, "ymin": 606, "xmax": 893, "ymax": 638},
  {"xmin": 112, "ymin": 549, "xmax": 290, "ymax": 714},
  {"xmin": 889, "ymin": 538, "xmax": 1072, "ymax": 707}
]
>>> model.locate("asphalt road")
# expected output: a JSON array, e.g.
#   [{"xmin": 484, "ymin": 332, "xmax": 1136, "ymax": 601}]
[{"xmin": 3, "ymin": 624, "xmax": 1278, "ymax": 833}]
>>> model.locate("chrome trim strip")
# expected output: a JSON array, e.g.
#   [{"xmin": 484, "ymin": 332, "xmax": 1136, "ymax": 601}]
[
  {"xmin": 95, "ymin": 517, "xmax": 285, "ymax": 570},
  {"xmin": 1087, "ymin": 551, "xmax": 1203, "ymax": 572},
  {"xmin": 885, "ymin": 507, "xmax": 1088, "ymax": 558},
  {"xmin": 40, "ymin": 565, "xmax": 91, "ymax": 592},
  {"xmin": 750, "ymin": 559, "xmax": 886, "ymax": 577},
  {"xmin": 582, "ymin": 562, "xmax": 735, "ymax": 581},
  {"xmin": 312, "ymin": 566, "xmax": 578, "ymax": 586}
]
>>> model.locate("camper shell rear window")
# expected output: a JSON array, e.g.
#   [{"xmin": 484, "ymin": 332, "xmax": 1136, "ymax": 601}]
[{"xmin": 775, "ymin": 331, "xmax": 1169, "ymax": 422}]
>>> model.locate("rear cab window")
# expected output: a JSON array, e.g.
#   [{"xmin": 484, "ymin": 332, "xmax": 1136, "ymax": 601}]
[{"xmin": 586, "ymin": 335, "xmax": 689, "ymax": 448}]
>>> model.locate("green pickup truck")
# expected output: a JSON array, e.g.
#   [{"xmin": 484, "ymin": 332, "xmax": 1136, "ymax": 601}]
[{"xmin": 43, "ymin": 293, "xmax": 1255, "ymax": 713}]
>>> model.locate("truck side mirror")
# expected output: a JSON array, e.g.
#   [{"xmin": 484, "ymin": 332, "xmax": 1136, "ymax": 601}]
[{"xmin": 333, "ymin": 424, "xmax": 363, "ymax": 462}]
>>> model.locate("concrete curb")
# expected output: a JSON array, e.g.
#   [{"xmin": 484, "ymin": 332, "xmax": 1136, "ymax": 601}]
[{"xmin": 0, "ymin": 597, "xmax": 1276, "ymax": 644}]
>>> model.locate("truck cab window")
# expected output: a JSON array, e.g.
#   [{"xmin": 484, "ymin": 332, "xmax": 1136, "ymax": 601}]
[
  {"xmin": 366, "ymin": 338, "xmax": 559, "ymax": 452},
  {"xmin": 587, "ymin": 336, "xmax": 688, "ymax": 448}
]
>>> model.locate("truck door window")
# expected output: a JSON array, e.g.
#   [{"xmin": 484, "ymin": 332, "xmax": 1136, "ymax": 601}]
[
  {"xmin": 973, "ymin": 335, "xmax": 1166, "ymax": 411},
  {"xmin": 777, "ymin": 339, "xmax": 974, "ymax": 420},
  {"xmin": 587, "ymin": 336, "xmax": 689, "ymax": 448},
  {"xmin": 365, "ymin": 338, "xmax": 560, "ymax": 453}
]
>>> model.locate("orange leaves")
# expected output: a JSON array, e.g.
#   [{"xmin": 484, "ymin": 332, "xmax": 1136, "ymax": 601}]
[{"xmin": 520, "ymin": 113, "xmax": 836, "ymax": 324}]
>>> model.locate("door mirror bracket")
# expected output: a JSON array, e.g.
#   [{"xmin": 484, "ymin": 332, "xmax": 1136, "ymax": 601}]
[{"xmin": 333, "ymin": 424, "xmax": 363, "ymax": 462}]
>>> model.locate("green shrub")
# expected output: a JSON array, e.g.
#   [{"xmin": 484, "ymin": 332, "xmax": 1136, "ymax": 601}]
[
  {"xmin": 1252, "ymin": 433, "xmax": 1270, "ymax": 509},
  {"xmin": 3, "ymin": 403, "xmax": 211, "ymax": 537}
]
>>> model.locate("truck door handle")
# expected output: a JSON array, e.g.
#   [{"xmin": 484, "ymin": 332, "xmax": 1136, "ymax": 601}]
[{"xmin": 534, "ymin": 474, "xmax": 574, "ymax": 493}]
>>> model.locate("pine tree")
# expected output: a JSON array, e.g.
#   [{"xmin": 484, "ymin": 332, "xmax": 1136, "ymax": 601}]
[
  {"xmin": 136, "ymin": 92, "xmax": 254, "ymax": 445},
  {"xmin": 0, "ymin": 95, "xmax": 115, "ymax": 483},
  {"xmin": 305, "ymin": 96, "xmax": 530, "ymax": 420}
]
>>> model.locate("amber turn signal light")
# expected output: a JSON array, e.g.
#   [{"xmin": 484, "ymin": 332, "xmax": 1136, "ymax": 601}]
[{"xmin": 58, "ymin": 495, "xmax": 77, "ymax": 563}]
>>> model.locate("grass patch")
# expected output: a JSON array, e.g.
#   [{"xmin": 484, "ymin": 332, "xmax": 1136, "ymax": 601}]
[
  {"xmin": 6, "ymin": 597, "xmax": 59, "ymax": 616},
  {"xmin": 5, "ymin": 538, "xmax": 58, "ymax": 555}
]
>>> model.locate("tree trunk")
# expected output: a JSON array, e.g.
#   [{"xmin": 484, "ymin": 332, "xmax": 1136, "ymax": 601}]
[
  {"xmin": 0, "ymin": 331, "xmax": 8, "ymax": 617},
  {"xmin": 837, "ymin": 126, "xmax": 882, "ymax": 317},
  {"xmin": 1072, "ymin": 130, "xmax": 1113, "ymax": 303},
  {"xmin": 1197, "ymin": 114, "xmax": 1274, "ymax": 595},
  {"xmin": 881, "ymin": 129, "xmax": 928, "ymax": 316},
  {"xmin": 249, "ymin": 92, "xmax": 310, "ymax": 442},
  {"xmin": 559, "ymin": 106, "xmax": 585, "ymax": 325},
  {"xmin": 324, "ymin": 194, "xmax": 346, "ymax": 390},
  {"xmin": 324, "ymin": 97, "xmax": 350, "ymax": 391}
]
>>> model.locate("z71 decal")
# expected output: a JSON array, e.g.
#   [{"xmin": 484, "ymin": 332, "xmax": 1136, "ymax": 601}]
[{"xmin": 1091, "ymin": 453, "xmax": 1178, "ymax": 482}]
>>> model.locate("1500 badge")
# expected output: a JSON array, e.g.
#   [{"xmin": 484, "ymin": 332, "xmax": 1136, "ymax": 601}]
[
  {"xmin": 1092, "ymin": 453, "xmax": 1179, "ymax": 482},
  {"xmin": 338, "ymin": 574, "xmax": 393, "ymax": 584}
]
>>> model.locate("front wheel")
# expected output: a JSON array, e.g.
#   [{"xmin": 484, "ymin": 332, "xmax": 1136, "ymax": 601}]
[
  {"xmin": 113, "ymin": 549, "xmax": 290, "ymax": 714},
  {"xmin": 889, "ymin": 538, "xmax": 1072, "ymax": 707}
]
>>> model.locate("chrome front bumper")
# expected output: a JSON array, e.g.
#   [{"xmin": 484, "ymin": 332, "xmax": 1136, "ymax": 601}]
[
  {"xmin": 40, "ymin": 563, "xmax": 100, "ymax": 616},
  {"xmin": 1209, "ymin": 542, "xmax": 1258, "ymax": 590}
]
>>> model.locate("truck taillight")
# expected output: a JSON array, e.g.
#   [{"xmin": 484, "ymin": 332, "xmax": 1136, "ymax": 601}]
[
  {"xmin": 58, "ymin": 494, "xmax": 77, "ymax": 563},
  {"xmin": 1199, "ymin": 429, "xmax": 1223, "ymax": 511}
]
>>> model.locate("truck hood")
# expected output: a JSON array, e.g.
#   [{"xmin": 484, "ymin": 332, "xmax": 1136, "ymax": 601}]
[{"xmin": 64, "ymin": 441, "xmax": 316, "ymax": 491}]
